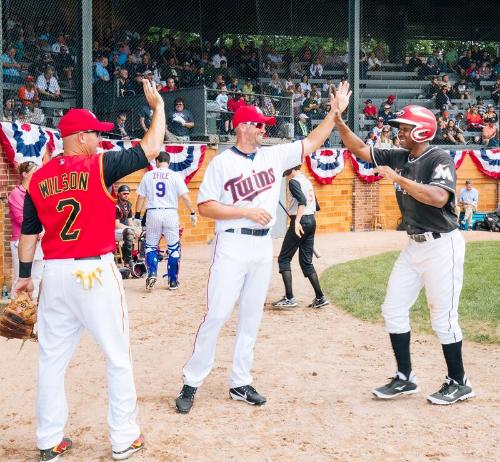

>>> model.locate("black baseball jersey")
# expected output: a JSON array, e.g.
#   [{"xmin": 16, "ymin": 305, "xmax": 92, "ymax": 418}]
[
  {"xmin": 371, "ymin": 146, "xmax": 458, "ymax": 234},
  {"xmin": 116, "ymin": 199, "xmax": 133, "ymax": 225}
]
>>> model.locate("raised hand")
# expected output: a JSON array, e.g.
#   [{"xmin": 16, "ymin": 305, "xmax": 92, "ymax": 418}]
[
  {"xmin": 142, "ymin": 78, "xmax": 164, "ymax": 111},
  {"xmin": 329, "ymin": 80, "xmax": 352, "ymax": 119}
]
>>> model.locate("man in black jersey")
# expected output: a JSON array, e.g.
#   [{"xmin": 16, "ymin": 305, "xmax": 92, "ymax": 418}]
[{"xmin": 331, "ymin": 81, "xmax": 474, "ymax": 406}]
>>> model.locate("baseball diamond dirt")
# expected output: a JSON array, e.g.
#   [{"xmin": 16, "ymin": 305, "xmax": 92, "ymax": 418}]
[{"xmin": 1, "ymin": 231, "xmax": 499, "ymax": 462}]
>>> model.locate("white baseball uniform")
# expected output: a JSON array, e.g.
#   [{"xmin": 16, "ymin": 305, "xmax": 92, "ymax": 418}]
[
  {"xmin": 137, "ymin": 167, "xmax": 188, "ymax": 281},
  {"xmin": 183, "ymin": 141, "xmax": 303, "ymax": 388}
]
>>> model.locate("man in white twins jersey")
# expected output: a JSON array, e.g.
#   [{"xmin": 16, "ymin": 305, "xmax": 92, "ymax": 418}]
[
  {"xmin": 135, "ymin": 151, "xmax": 197, "ymax": 290},
  {"xmin": 175, "ymin": 95, "xmax": 351, "ymax": 413},
  {"xmin": 334, "ymin": 82, "xmax": 474, "ymax": 406}
]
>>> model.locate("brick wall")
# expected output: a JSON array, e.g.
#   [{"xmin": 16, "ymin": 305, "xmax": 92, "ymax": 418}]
[{"xmin": 0, "ymin": 152, "xmax": 18, "ymax": 286}]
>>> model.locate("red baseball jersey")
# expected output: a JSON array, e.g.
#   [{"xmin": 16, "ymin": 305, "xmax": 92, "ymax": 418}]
[{"xmin": 29, "ymin": 154, "xmax": 116, "ymax": 259}]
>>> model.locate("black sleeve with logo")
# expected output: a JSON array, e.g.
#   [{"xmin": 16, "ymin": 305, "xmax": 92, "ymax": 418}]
[
  {"xmin": 288, "ymin": 179, "xmax": 307, "ymax": 205},
  {"xmin": 393, "ymin": 147, "xmax": 458, "ymax": 234},
  {"xmin": 103, "ymin": 145, "xmax": 149, "ymax": 186}
]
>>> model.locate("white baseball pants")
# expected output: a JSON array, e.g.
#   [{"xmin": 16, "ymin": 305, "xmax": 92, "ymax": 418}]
[
  {"xmin": 382, "ymin": 229, "xmax": 465, "ymax": 344},
  {"xmin": 145, "ymin": 209, "xmax": 179, "ymax": 247},
  {"xmin": 36, "ymin": 253, "xmax": 140, "ymax": 452},
  {"xmin": 183, "ymin": 231, "xmax": 273, "ymax": 388}
]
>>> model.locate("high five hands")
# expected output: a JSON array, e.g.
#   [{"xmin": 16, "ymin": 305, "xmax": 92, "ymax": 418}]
[{"xmin": 329, "ymin": 81, "xmax": 352, "ymax": 122}]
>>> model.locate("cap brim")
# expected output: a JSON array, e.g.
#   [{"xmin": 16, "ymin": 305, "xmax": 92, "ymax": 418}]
[
  {"xmin": 95, "ymin": 121, "xmax": 115, "ymax": 132},
  {"xmin": 262, "ymin": 115, "xmax": 276, "ymax": 126}
]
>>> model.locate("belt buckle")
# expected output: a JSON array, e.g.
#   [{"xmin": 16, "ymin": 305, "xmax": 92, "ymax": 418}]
[{"xmin": 410, "ymin": 234, "xmax": 426, "ymax": 243}]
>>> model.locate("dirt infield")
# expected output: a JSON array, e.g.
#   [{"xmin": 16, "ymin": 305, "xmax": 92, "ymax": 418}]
[{"xmin": 1, "ymin": 231, "xmax": 499, "ymax": 462}]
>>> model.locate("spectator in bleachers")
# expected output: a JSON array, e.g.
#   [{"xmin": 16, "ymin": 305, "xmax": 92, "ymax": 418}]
[
  {"xmin": 379, "ymin": 94, "xmax": 395, "ymax": 113},
  {"xmin": 483, "ymin": 104, "xmax": 498, "ymax": 124},
  {"xmin": 227, "ymin": 76, "xmax": 241, "ymax": 92},
  {"xmin": 452, "ymin": 77, "xmax": 470, "ymax": 100},
  {"xmin": 371, "ymin": 117, "xmax": 385, "ymax": 138},
  {"xmin": 2, "ymin": 96, "xmax": 16, "ymax": 121},
  {"xmin": 294, "ymin": 113, "xmax": 309, "ymax": 140},
  {"xmin": 17, "ymin": 75, "xmax": 40, "ymax": 110},
  {"xmin": 54, "ymin": 45, "xmax": 74, "ymax": 86},
  {"xmin": 367, "ymin": 52, "xmax": 382, "ymax": 71},
  {"xmin": 466, "ymin": 106, "xmax": 483, "ymax": 131},
  {"xmin": 427, "ymin": 49, "xmax": 445, "ymax": 74},
  {"xmin": 242, "ymin": 78, "xmax": 254, "ymax": 95},
  {"xmin": 167, "ymin": 97, "xmax": 194, "ymax": 141},
  {"xmin": 117, "ymin": 68, "xmax": 135, "ymax": 97},
  {"xmin": 322, "ymin": 78, "xmax": 336, "ymax": 95},
  {"xmin": 435, "ymin": 85, "xmax": 451, "ymax": 109},
  {"xmin": 309, "ymin": 57, "xmax": 323, "ymax": 78},
  {"xmin": 292, "ymin": 83, "xmax": 304, "ymax": 117},
  {"xmin": 1, "ymin": 45, "xmax": 24, "ymax": 83},
  {"xmin": 417, "ymin": 57, "xmax": 439, "ymax": 79},
  {"xmin": 482, "ymin": 119, "xmax": 498, "ymax": 147},
  {"xmin": 442, "ymin": 119, "xmax": 466, "ymax": 145},
  {"xmin": 138, "ymin": 100, "xmax": 153, "ymax": 135},
  {"xmin": 112, "ymin": 112, "xmax": 130, "ymax": 140},
  {"xmin": 215, "ymin": 84, "xmax": 230, "ymax": 134},
  {"xmin": 51, "ymin": 34, "xmax": 66, "ymax": 53},
  {"xmin": 454, "ymin": 112, "xmax": 466, "ymax": 131},
  {"xmin": 94, "ymin": 55, "xmax": 110, "ymax": 83},
  {"xmin": 301, "ymin": 90, "xmax": 320, "ymax": 121},
  {"xmin": 465, "ymin": 62, "xmax": 481, "ymax": 88},
  {"xmin": 407, "ymin": 51, "xmax": 423, "ymax": 72},
  {"xmin": 219, "ymin": 60, "xmax": 231, "ymax": 84},
  {"xmin": 227, "ymin": 92, "xmax": 246, "ymax": 115},
  {"xmin": 441, "ymin": 74, "xmax": 451, "ymax": 90},
  {"xmin": 299, "ymin": 74, "xmax": 311, "ymax": 93},
  {"xmin": 475, "ymin": 96, "xmax": 486, "ymax": 116},
  {"xmin": 375, "ymin": 126, "xmax": 393, "ymax": 149},
  {"xmin": 491, "ymin": 78, "xmax": 500, "ymax": 106},
  {"xmin": 283, "ymin": 75, "xmax": 294, "ymax": 94},
  {"xmin": 458, "ymin": 49, "xmax": 473, "ymax": 76},
  {"xmin": 289, "ymin": 55, "xmax": 302, "ymax": 78},
  {"xmin": 309, "ymin": 84, "xmax": 322, "ymax": 104},
  {"xmin": 425, "ymin": 76, "xmax": 441, "ymax": 99},
  {"xmin": 178, "ymin": 61, "xmax": 195, "ymax": 88},
  {"xmin": 363, "ymin": 99, "xmax": 377, "ymax": 120},
  {"xmin": 160, "ymin": 56, "xmax": 179, "ymax": 84},
  {"xmin": 373, "ymin": 42, "xmax": 387, "ymax": 63},
  {"xmin": 444, "ymin": 47, "xmax": 458, "ymax": 72},
  {"xmin": 365, "ymin": 131, "xmax": 377, "ymax": 146},
  {"xmin": 189, "ymin": 67, "xmax": 206, "ymax": 87},
  {"xmin": 378, "ymin": 104, "xmax": 395, "ymax": 124},
  {"xmin": 478, "ymin": 62, "xmax": 492, "ymax": 81},
  {"xmin": 436, "ymin": 107, "xmax": 450, "ymax": 139},
  {"xmin": 159, "ymin": 77, "xmax": 177, "ymax": 93},
  {"xmin": 36, "ymin": 65, "xmax": 62, "ymax": 100},
  {"xmin": 212, "ymin": 48, "xmax": 227, "ymax": 69},
  {"xmin": 269, "ymin": 72, "xmax": 284, "ymax": 95}
]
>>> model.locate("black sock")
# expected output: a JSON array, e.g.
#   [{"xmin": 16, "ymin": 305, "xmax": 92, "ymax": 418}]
[
  {"xmin": 307, "ymin": 272, "xmax": 323, "ymax": 299},
  {"xmin": 389, "ymin": 332, "xmax": 412, "ymax": 379},
  {"xmin": 281, "ymin": 271, "xmax": 293, "ymax": 299},
  {"xmin": 442, "ymin": 341, "xmax": 465, "ymax": 384}
]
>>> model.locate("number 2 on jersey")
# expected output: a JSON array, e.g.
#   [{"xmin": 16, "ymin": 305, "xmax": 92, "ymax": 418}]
[
  {"xmin": 156, "ymin": 182, "xmax": 166, "ymax": 197},
  {"xmin": 56, "ymin": 198, "xmax": 82, "ymax": 241}
]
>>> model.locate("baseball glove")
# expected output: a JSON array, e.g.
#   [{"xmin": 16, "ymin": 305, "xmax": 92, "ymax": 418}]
[{"xmin": 0, "ymin": 293, "xmax": 37, "ymax": 341}]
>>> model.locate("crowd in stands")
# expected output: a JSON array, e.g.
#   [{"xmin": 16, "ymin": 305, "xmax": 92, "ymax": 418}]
[{"xmin": 1, "ymin": 16, "xmax": 498, "ymax": 145}]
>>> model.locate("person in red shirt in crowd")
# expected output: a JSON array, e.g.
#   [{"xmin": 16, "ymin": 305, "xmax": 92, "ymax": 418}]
[
  {"xmin": 379, "ymin": 94, "xmax": 396, "ymax": 112},
  {"xmin": 227, "ymin": 92, "xmax": 247, "ymax": 115},
  {"xmin": 159, "ymin": 77, "xmax": 177, "ymax": 93},
  {"xmin": 466, "ymin": 106, "xmax": 483, "ymax": 131},
  {"xmin": 13, "ymin": 80, "xmax": 165, "ymax": 462},
  {"xmin": 363, "ymin": 99, "xmax": 377, "ymax": 119},
  {"xmin": 17, "ymin": 75, "xmax": 40, "ymax": 110}
]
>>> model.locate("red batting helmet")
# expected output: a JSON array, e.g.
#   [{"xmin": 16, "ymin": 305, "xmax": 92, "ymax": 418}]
[{"xmin": 388, "ymin": 105, "xmax": 437, "ymax": 142}]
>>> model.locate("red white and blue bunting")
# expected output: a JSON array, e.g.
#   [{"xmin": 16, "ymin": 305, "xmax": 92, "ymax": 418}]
[
  {"xmin": 305, "ymin": 148, "xmax": 347, "ymax": 185},
  {"xmin": 0, "ymin": 122, "xmax": 206, "ymax": 185},
  {"xmin": 305, "ymin": 147, "xmax": 500, "ymax": 184},
  {"xmin": 466, "ymin": 148, "xmax": 500, "ymax": 179}
]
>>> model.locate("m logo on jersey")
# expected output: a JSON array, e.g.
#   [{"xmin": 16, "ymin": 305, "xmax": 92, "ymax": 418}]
[
  {"xmin": 224, "ymin": 168, "xmax": 276, "ymax": 202},
  {"xmin": 433, "ymin": 164, "xmax": 453, "ymax": 182}
]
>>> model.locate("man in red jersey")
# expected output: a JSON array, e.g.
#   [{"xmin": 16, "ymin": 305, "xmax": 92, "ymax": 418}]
[{"xmin": 13, "ymin": 80, "xmax": 165, "ymax": 462}]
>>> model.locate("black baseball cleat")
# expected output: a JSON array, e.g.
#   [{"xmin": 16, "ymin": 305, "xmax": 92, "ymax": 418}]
[
  {"xmin": 145, "ymin": 274, "xmax": 157, "ymax": 290},
  {"xmin": 229, "ymin": 385, "xmax": 267, "ymax": 406},
  {"xmin": 175, "ymin": 385, "xmax": 197, "ymax": 414},
  {"xmin": 39, "ymin": 437, "xmax": 72, "ymax": 461},
  {"xmin": 112, "ymin": 434, "xmax": 145, "ymax": 460},
  {"xmin": 427, "ymin": 376, "xmax": 475, "ymax": 405},
  {"xmin": 169, "ymin": 280, "xmax": 179, "ymax": 290},
  {"xmin": 372, "ymin": 372, "xmax": 419, "ymax": 399},
  {"xmin": 308, "ymin": 296, "xmax": 330, "ymax": 309}
]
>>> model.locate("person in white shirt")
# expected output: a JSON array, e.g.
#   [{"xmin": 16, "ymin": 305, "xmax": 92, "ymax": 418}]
[
  {"xmin": 299, "ymin": 74, "xmax": 311, "ymax": 93},
  {"xmin": 135, "ymin": 151, "xmax": 197, "ymax": 290},
  {"xmin": 458, "ymin": 180, "xmax": 479, "ymax": 230},
  {"xmin": 309, "ymin": 58, "xmax": 323, "ymax": 78},
  {"xmin": 211, "ymin": 48, "xmax": 227, "ymax": 69},
  {"xmin": 174, "ymin": 89, "xmax": 350, "ymax": 414},
  {"xmin": 216, "ymin": 84, "xmax": 230, "ymax": 134},
  {"xmin": 36, "ymin": 66, "xmax": 61, "ymax": 100}
]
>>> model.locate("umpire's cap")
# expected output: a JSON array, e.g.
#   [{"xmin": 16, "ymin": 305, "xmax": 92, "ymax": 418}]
[{"xmin": 117, "ymin": 185, "xmax": 131, "ymax": 193}]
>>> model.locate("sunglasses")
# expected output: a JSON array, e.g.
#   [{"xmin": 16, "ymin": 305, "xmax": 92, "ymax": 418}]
[
  {"xmin": 242, "ymin": 122, "xmax": 265, "ymax": 129},
  {"xmin": 80, "ymin": 130, "xmax": 102, "ymax": 137}
]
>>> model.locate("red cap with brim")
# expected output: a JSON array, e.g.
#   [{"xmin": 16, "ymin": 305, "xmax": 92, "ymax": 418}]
[
  {"xmin": 232, "ymin": 105, "xmax": 276, "ymax": 128},
  {"xmin": 58, "ymin": 108, "xmax": 114, "ymax": 138}
]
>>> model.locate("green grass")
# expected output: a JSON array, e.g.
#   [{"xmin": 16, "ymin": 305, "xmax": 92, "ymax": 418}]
[{"xmin": 321, "ymin": 241, "xmax": 500, "ymax": 344}]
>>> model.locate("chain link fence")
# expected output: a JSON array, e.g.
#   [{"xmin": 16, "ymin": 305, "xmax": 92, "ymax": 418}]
[{"xmin": 1, "ymin": 0, "xmax": 499, "ymax": 146}]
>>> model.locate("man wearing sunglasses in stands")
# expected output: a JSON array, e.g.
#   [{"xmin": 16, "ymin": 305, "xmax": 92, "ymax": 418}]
[{"xmin": 175, "ymin": 86, "xmax": 351, "ymax": 414}]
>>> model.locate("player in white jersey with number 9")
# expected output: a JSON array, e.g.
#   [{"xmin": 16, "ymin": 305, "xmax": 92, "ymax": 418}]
[
  {"xmin": 135, "ymin": 151, "xmax": 197, "ymax": 290},
  {"xmin": 175, "ymin": 90, "xmax": 351, "ymax": 413}
]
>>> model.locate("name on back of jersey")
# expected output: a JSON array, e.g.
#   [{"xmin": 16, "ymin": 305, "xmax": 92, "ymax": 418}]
[
  {"xmin": 38, "ymin": 172, "xmax": 89, "ymax": 199},
  {"xmin": 224, "ymin": 168, "xmax": 276, "ymax": 203}
]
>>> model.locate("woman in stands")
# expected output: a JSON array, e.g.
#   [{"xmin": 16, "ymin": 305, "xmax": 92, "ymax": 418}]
[
  {"xmin": 442, "ymin": 119, "xmax": 466, "ymax": 145},
  {"xmin": 375, "ymin": 126, "xmax": 393, "ymax": 149},
  {"xmin": 299, "ymin": 74, "xmax": 311, "ymax": 93}
]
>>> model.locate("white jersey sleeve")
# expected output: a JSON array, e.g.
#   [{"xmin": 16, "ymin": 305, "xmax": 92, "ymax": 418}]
[
  {"xmin": 198, "ymin": 156, "xmax": 223, "ymax": 204},
  {"xmin": 262, "ymin": 140, "xmax": 303, "ymax": 174},
  {"xmin": 175, "ymin": 172, "xmax": 189, "ymax": 196}
]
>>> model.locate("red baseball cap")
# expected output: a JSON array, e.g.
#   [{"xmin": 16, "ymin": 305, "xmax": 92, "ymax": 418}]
[
  {"xmin": 232, "ymin": 105, "xmax": 276, "ymax": 128},
  {"xmin": 387, "ymin": 95, "xmax": 396, "ymax": 102},
  {"xmin": 58, "ymin": 108, "xmax": 114, "ymax": 138}
]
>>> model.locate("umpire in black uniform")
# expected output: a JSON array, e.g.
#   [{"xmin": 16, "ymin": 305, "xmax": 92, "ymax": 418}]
[{"xmin": 272, "ymin": 165, "xmax": 329, "ymax": 309}]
